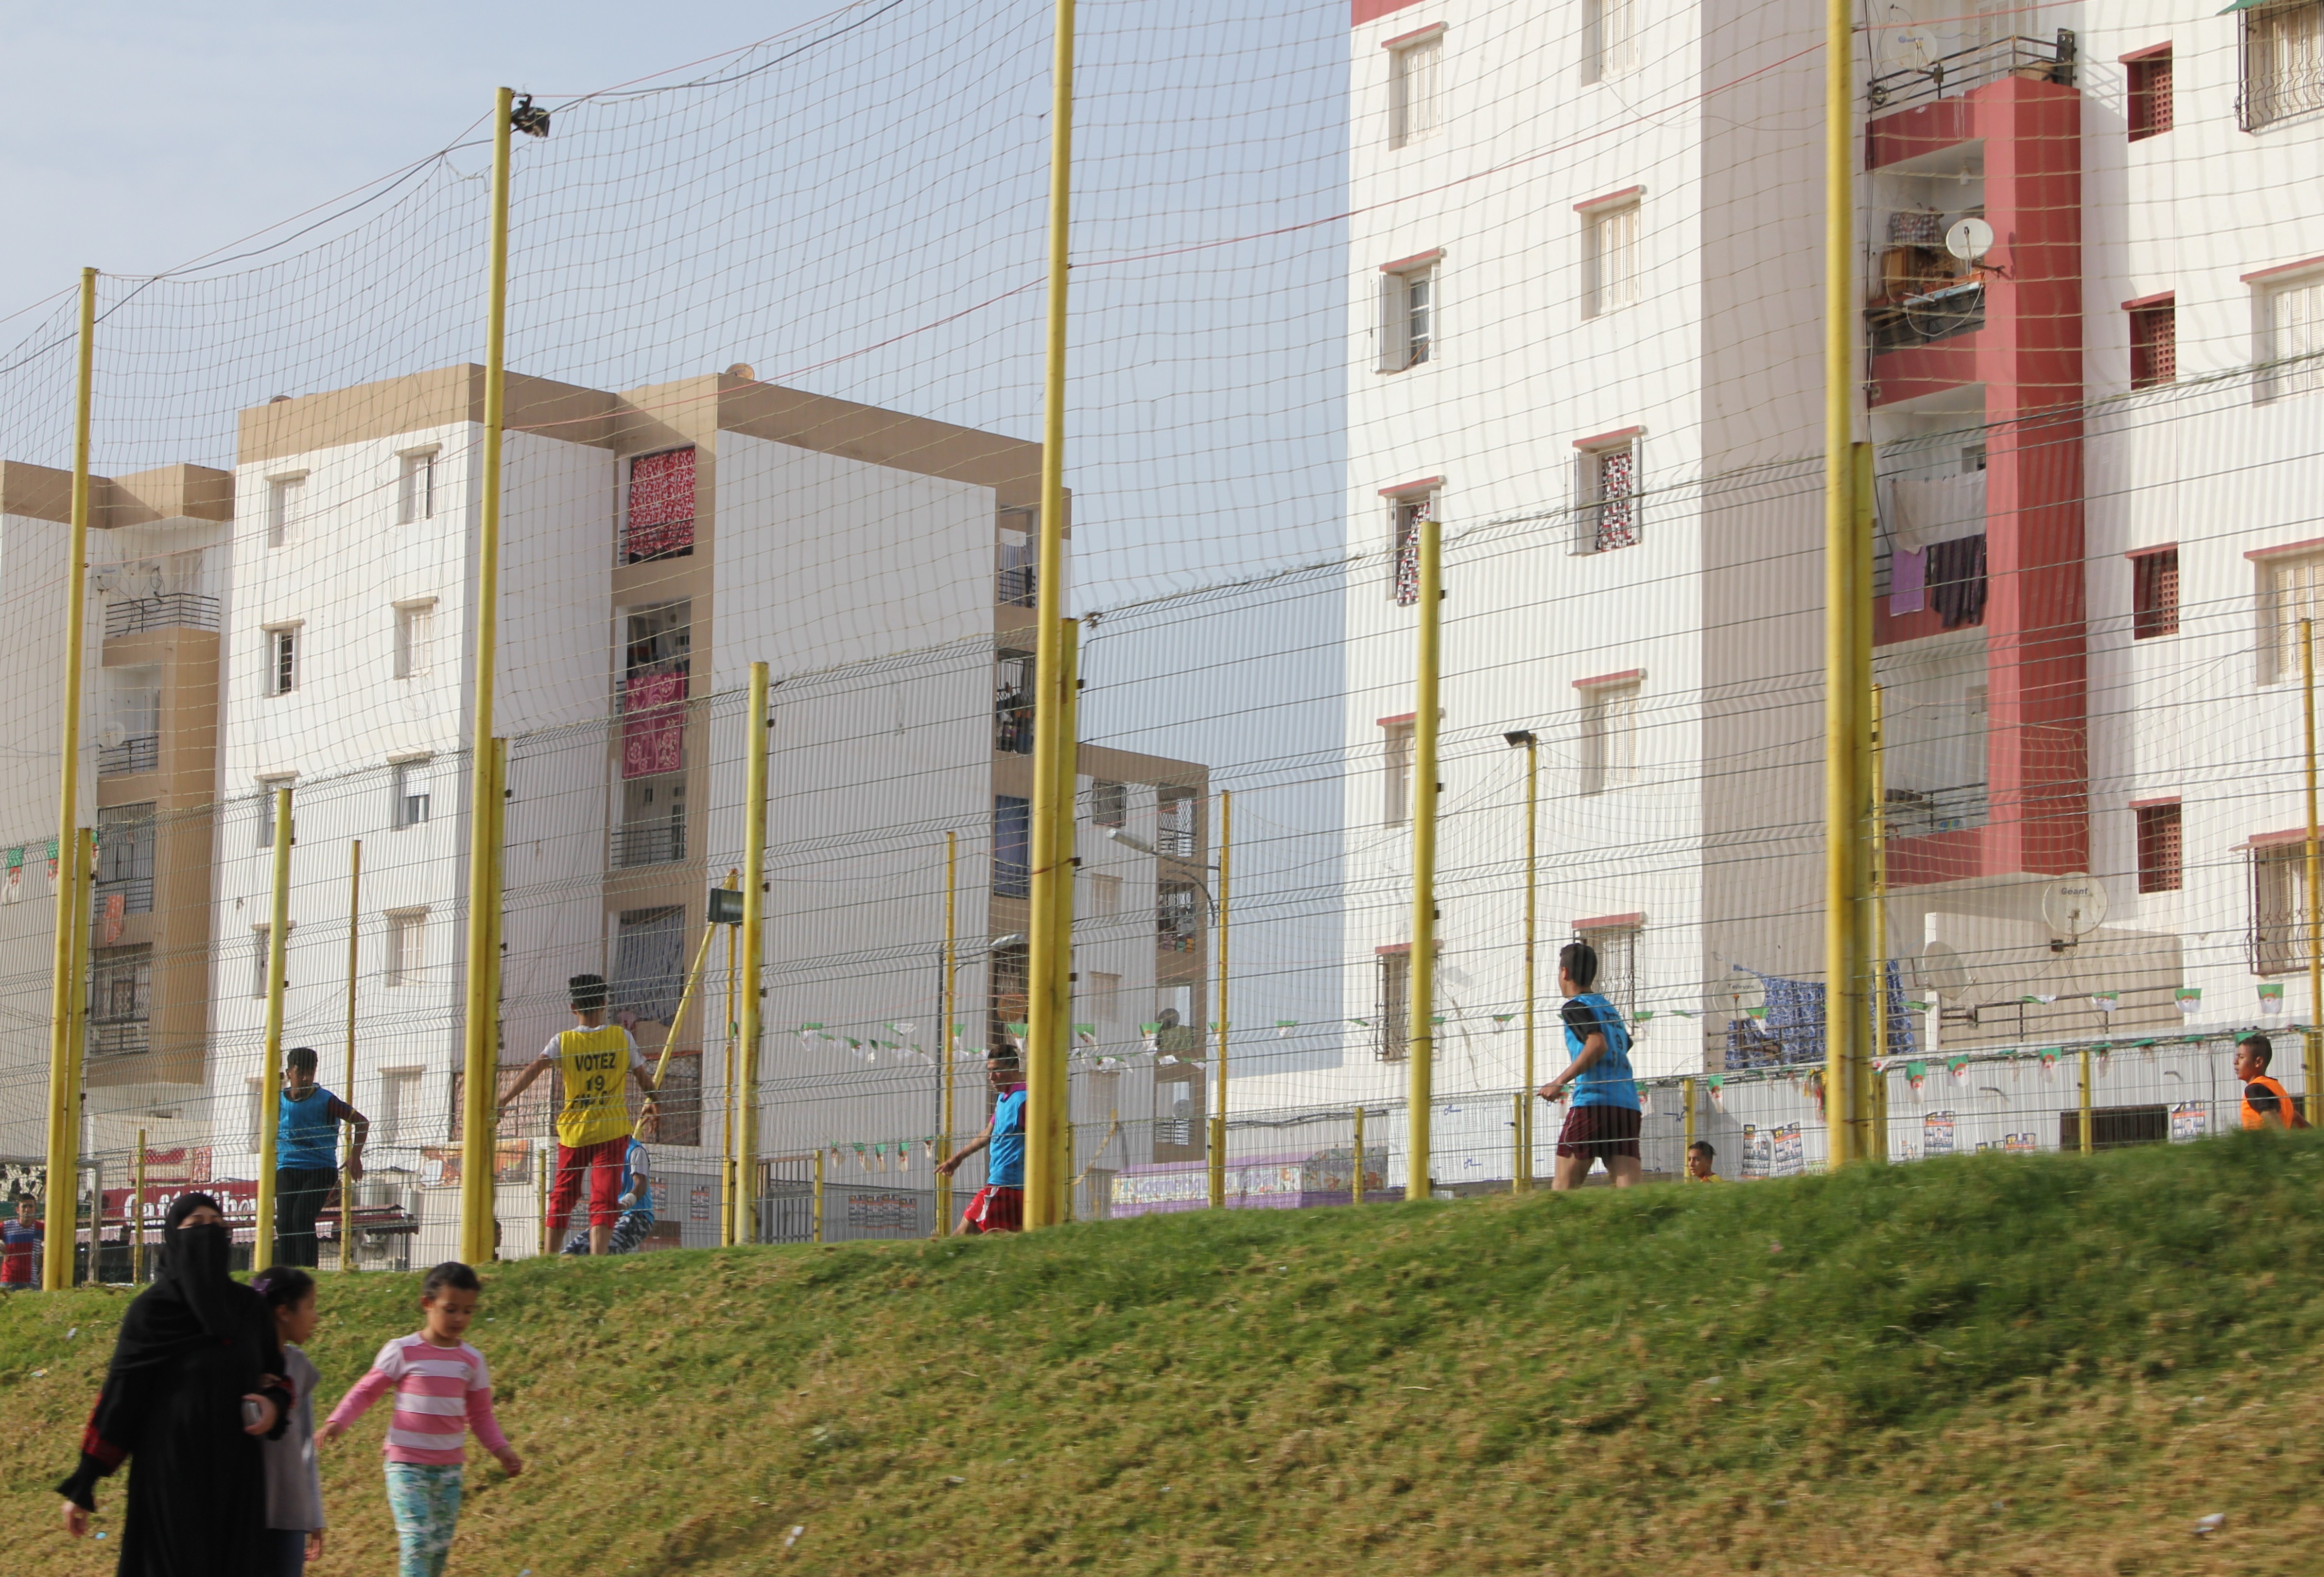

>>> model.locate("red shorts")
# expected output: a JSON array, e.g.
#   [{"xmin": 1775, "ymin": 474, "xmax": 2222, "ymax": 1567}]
[
  {"xmin": 1556, "ymin": 1103, "xmax": 1642, "ymax": 1161},
  {"xmin": 960, "ymin": 1186, "xmax": 1023, "ymax": 1234},
  {"xmin": 549, "ymin": 1136, "xmax": 628, "ymax": 1232}
]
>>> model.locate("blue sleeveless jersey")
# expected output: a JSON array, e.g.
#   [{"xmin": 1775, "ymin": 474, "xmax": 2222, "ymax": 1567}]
[
  {"xmin": 1563, "ymin": 993, "xmax": 1638, "ymax": 1110},
  {"xmin": 277, "ymin": 1085, "xmax": 342, "ymax": 1169}
]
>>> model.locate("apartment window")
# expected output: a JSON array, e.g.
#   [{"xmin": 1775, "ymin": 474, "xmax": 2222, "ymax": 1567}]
[
  {"xmin": 265, "ymin": 626, "xmax": 299, "ymax": 696},
  {"xmin": 1387, "ymin": 29, "xmax": 1442, "ymax": 149},
  {"xmin": 1387, "ymin": 489, "xmax": 1435, "ymax": 605},
  {"xmin": 2259, "ymin": 274, "xmax": 2324, "ymax": 401},
  {"xmin": 2261, "ymin": 550, "xmax": 2324, "ymax": 680},
  {"xmin": 1375, "ymin": 949, "xmax": 1411, "ymax": 1061},
  {"xmin": 1576, "ymin": 435, "xmax": 1641, "ymax": 553},
  {"xmin": 1377, "ymin": 259, "xmax": 1438, "ymax": 372},
  {"xmin": 995, "ymin": 649, "xmax": 1035, "ymax": 755},
  {"xmin": 2129, "ymin": 299, "xmax": 2176, "ymax": 389},
  {"xmin": 2133, "ymin": 548, "xmax": 2179, "ymax": 639},
  {"xmin": 89, "ymin": 945, "xmax": 153, "ymax": 1059},
  {"xmin": 1581, "ymin": 679, "xmax": 1642, "ymax": 794},
  {"xmin": 1587, "ymin": 0, "xmax": 1639, "ymax": 82},
  {"xmin": 251, "ymin": 923, "xmax": 283, "ymax": 999},
  {"xmin": 1575, "ymin": 921, "xmax": 1640, "ymax": 1021},
  {"xmin": 267, "ymin": 475, "xmax": 305, "ymax": 548},
  {"xmin": 616, "ymin": 773, "xmax": 686, "ymax": 868},
  {"xmin": 394, "ymin": 600, "xmax": 435, "ymax": 679},
  {"xmin": 255, "ymin": 776, "xmax": 293, "ymax": 848},
  {"xmin": 994, "ymin": 795, "xmax": 1031, "ymax": 899},
  {"xmin": 1585, "ymin": 199, "xmax": 1641, "ymax": 317},
  {"xmin": 2136, "ymin": 804, "xmax": 2183, "ymax": 895},
  {"xmin": 1087, "ymin": 970, "xmax": 1123, "ymax": 1026},
  {"xmin": 1157, "ymin": 788, "xmax": 1198, "ymax": 858},
  {"xmin": 1084, "ymin": 871, "xmax": 1122, "ymax": 918},
  {"xmin": 397, "ymin": 450, "xmax": 437, "ymax": 524},
  {"xmin": 96, "ymin": 803, "xmax": 156, "ymax": 915},
  {"xmin": 622, "ymin": 603, "xmax": 691, "ymax": 777},
  {"xmin": 1091, "ymin": 779, "xmax": 1127, "ymax": 828},
  {"xmin": 378, "ymin": 1068, "xmax": 425, "ymax": 1146},
  {"xmin": 623, "ymin": 447, "xmax": 697, "ymax": 563},
  {"xmin": 384, "ymin": 909, "xmax": 426, "ymax": 986},
  {"xmin": 2126, "ymin": 47, "xmax": 2173, "ymax": 140},
  {"xmin": 1382, "ymin": 715, "xmax": 1415, "ymax": 826},
  {"xmin": 2239, "ymin": 1, "xmax": 2324, "ymax": 133},
  {"xmin": 2252, "ymin": 840, "xmax": 2314, "ymax": 974},
  {"xmin": 1158, "ymin": 881, "xmax": 1203, "ymax": 953},
  {"xmin": 393, "ymin": 759, "xmax": 432, "ymax": 828},
  {"xmin": 614, "ymin": 906, "xmax": 688, "ymax": 1027}
]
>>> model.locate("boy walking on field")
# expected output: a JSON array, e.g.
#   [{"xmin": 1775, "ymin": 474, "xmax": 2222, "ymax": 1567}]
[
  {"xmin": 2235, "ymin": 1034, "xmax": 2311, "ymax": 1131},
  {"xmin": 1536, "ymin": 940, "xmax": 1644, "ymax": 1191},
  {"xmin": 496, "ymin": 974, "xmax": 661, "ymax": 1256},
  {"xmin": 934, "ymin": 1057, "xmax": 1028, "ymax": 1233}
]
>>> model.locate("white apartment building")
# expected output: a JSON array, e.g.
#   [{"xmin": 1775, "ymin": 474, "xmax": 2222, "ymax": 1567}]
[
  {"xmin": 5, "ymin": 366, "xmax": 1210, "ymax": 1237},
  {"xmin": 1239, "ymin": 0, "xmax": 2324, "ymax": 1182}
]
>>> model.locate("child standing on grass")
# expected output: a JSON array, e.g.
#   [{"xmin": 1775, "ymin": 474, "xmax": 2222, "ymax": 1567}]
[
  {"xmin": 1536, "ymin": 940, "xmax": 1644, "ymax": 1191},
  {"xmin": 934, "ymin": 1056, "xmax": 1027, "ymax": 1233},
  {"xmin": 1, "ymin": 1196, "xmax": 40, "ymax": 1288},
  {"xmin": 320, "ymin": 1261, "xmax": 523, "ymax": 1577},
  {"xmin": 253, "ymin": 1266, "xmax": 326, "ymax": 1575}
]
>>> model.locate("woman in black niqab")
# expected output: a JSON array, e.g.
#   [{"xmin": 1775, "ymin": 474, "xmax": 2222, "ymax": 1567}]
[{"xmin": 56, "ymin": 1192, "xmax": 295, "ymax": 1575}]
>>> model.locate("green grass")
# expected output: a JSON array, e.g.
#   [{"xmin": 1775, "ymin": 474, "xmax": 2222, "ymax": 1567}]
[{"xmin": 6, "ymin": 1136, "xmax": 2324, "ymax": 1574}]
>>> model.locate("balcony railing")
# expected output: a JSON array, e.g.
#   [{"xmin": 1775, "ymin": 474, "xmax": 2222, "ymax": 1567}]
[
  {"xmin": 97, "ymin": 735, "xmax": 159, "ymax": 777},
  {"xmin": 612, "ymin": 819, "xmax": 687, "ymax": 869},
  {"xmin": 2238, "ymin": 6, "xmax": 2324, "ymax": 132},
  {"xmin": 87, "ymin": 1020, "xmax": 150, "ymax": 1059},
  {"xmin": 997, "ymin": 564, "xmax": 1037, "ymax": 608},
  {"xmin": 105, "ymin": 594, "xmax": 220, "ymax": 637},
  {"xmin": 1884, "ymin": 782, "xmax": 1990, "ymax": 841},
  {"xmin": 1866, "ymin": 29, "xmax": 2075, "ymax": 111},
  {"xmin": 1869, "ymin": 279, "xmax": 1986, "ymax": 352},
  {"xmin": 95, "ymin": 877, "xmax": 154, "ymax": 916}
]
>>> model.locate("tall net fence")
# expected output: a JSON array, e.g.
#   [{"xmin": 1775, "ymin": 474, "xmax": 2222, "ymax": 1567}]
[{"xmin": 0, "ymin": 0, "xmax": 2316, "ymax": 1274}]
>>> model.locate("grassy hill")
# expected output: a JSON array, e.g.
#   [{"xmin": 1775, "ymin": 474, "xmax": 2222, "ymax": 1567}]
[{"xmin": 4, "ymin": 1135, "xmax": 2324, "ymax": 1575}]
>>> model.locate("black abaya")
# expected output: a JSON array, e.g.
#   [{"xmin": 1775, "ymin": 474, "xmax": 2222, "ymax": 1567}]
[{"xmin": 56, "ymin": 1193, "xmax": 293, "ymax": 1577}]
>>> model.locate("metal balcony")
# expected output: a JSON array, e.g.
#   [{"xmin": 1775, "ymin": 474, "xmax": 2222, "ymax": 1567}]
[
  {"xmin": 97, "ymin": 735, "xmax": 159, "ymax": 777},
  {"xmin": 105, "ymin": 594, "xmax": 221, "ymax": 637}
]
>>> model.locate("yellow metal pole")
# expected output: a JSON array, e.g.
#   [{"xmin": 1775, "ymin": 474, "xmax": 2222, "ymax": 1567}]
[
  {"xmin": 1024, "ymin": 0, "xmax": 1076, "ymax": 1233},
  {"xmin": 2303, "ymin": 618, "xmax": 2322, "ymax": 1123},
  {"xmin": 41, "ymin": 269, "xmax": 97, "ymax": 1294},
  {"xmin": 1049, "ymin": 619, "xmax": 1081, "ymax": 1223},
  {"xmin": 132, "ymin": 1129, "xmax": 146, "ymax": 1284},
  {"xmin": 1852, "ymin": 442, "xmax": 1877, "ymax": 1154},
  {"xmin": 2091, "ymin": 1051, "xmax": 2110, "ymax": 1163},
  {"xmin": 63, "ymin": 833, "xmax": 93, "ymax": 1285},
  {"xmin": 1516, "ymin": 734, "xmax": 1538, "ymax": 1192},
  {"xmin": 342, "ymin": 839, "xmax": 361, "ymax": 1270},
  {"xmin": 537, "ymin": 1147, "xmax": 550, "ymax": 1259},
  {"xmin": 738, "ymin": 663, "xmax": 771, "ymax": 1245},
  {"xmin": 256, "ymin": 787, "xmax": 294, "ymax": 1263},
  {"xmin": 721, "ymin": 867, "xmax": 739, "ymax": 1248},
  {"xmin": 1407, "ymin": 513, "xmax": 1442, "ymax": 1201},
  {"xmin": 460, "ymin": 739, "xmax": 507, "ymax": 1263},
  {"xmin": 1208, "ymin": 790, "xmax": 1231, "ymax": 1210},
  {"xmin": 458, "ymin": 87, "xmax": 517, "ymax": 1267},
  {"xmin": 936, "ymin": 833, "xmax": 957, "ymax": 1237},
  {"xmin": 1821, "ymin": 0, "xmax": 1866, "ymax": 1169},
  {"xmin": 1351, "ymin": 1104, "xmax": 1365, "ymax": 1206},
  {"xmin": 1682, "ymin": 1076, "xmax": 1697, "ymax": 1179},
  {"xmin": 811, "ymin": 1149, "xmax": 824, "ymax": 1245},
  {"xmin": 1870, "ymin": 683, "xmax": 1890, "ymax": 1162}
]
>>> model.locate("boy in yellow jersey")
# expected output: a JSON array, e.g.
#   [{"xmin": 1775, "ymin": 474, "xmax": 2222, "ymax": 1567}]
[{"xmin": 496, "ymin": 975, "xmax": 660, "ymax": 1256}]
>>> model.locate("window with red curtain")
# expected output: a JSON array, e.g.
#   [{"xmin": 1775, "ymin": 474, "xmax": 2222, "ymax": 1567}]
[
  {"xmin": 2128, "ymin": 49, "xmax": 2173, "ymax": 142},
  {"xmin": 2136, "ymin": 803, "xmax": 2182, "ymax": 894},
  {"xmin": 623, "ymin": 669, "xmax": 687, "ymax": 778},
  {"xmin": 2133, "ymin": 547, "xmax": 2179, "ymax": 639},
  {"xmin": 624, "ymin": 448, "xmax": 696, "ymax": 563},
  {"xmin": 2130, "ymin": 301, "xmax": 2176, "ymax": 391}
]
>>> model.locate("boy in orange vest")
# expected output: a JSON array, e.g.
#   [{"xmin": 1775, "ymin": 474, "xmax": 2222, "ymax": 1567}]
[
  {"xmin": 2235, "ymin": 1034, "xmax": 2310, "ymax": 1131},
  {"xmin": 497, "ymin": 975, "xmax": 661, "ymax": 1255}
]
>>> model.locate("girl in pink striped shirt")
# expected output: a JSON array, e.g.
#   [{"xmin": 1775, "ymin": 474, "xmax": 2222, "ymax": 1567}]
[{"xmin": 320, "ymin": 1262, "xmax": 523, "ymax": 1577}]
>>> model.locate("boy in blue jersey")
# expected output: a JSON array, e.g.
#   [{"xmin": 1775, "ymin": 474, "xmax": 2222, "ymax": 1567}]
[
  {"xmin": 934, "ymin": 1057, "xmax": 1026, "ymax": 1233},
  {"xmin": 561, "ymin": 1134, "xmax": 656, "ymax": 1255},
  {"xmin": 1536, "ymin": 942, "xmax": 1643, "ymax": 1191},
  {"xmin": 276, "ymin": 1046, "xmax": 369, "ymax": 1267}
]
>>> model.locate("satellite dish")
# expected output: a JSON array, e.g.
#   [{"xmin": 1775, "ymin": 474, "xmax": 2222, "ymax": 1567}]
[
  {"xmin": 1946, "ymin": 217, "xmax": 1994, "ymax": 265},
  {"xmin": 2042, "ymin": 875, "xmax": 2110, "ymax": 938},
  {"xmin": 97, "ymin": 721, "xmax": 126, "ymax": 749},
  {"xmin": 1920, "ymin": 942, "xmax": 1973, "ymax": 998}
]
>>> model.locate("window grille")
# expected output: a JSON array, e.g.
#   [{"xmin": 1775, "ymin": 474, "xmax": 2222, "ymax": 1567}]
[
  {"xmin": 2239, "ymin": 1, "xmax": 2324, "ymax": 132},
  {"xmin": 2130, "ymin": 302, "xmax": 2176, "ymax": 390},
  {"xmin": 2251, "ymin": 841, "xmax": 2314, "ymax": 974},
  {"xmin": 2136, "ymin": 805, "xmax": 2183, "ymax": 894},
  {"xmin": 2133, "ymin": 548, "xmax": 2178, "ymax": 639},
  {"xmin": 2128, "ymin": 50, "xmax": 2173, "ymax": 140},
  {"xmin": 1390, "ymin": 493, "xmax": 1430, "ymax": 604}
]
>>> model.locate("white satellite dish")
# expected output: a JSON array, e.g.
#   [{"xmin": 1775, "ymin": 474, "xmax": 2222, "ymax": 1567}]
[
  {"xmin": 97, "ymin": 721, "xmax": 127, "ymax": 750},
  {"xmin": 2041, "ymin": 875, "xmax": 2110, "ymax": 938},
  {"xmin": 1920, "ymin": 941, "xmax": 1973, "ymax": 998},
  {"xmin": 1946, "ymin": 217, "xmax": 1994, "ymax": 265}
]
